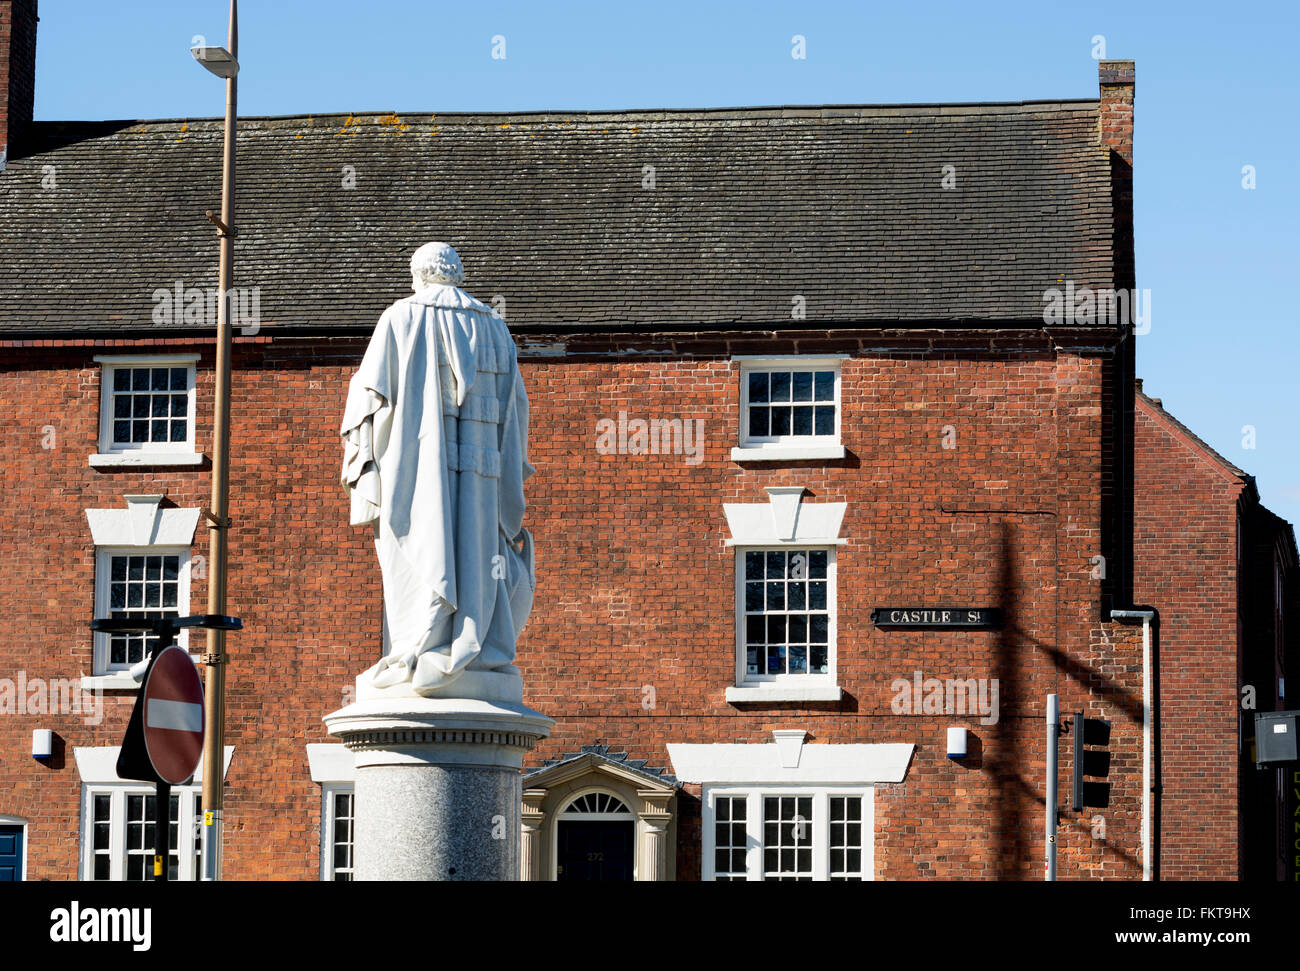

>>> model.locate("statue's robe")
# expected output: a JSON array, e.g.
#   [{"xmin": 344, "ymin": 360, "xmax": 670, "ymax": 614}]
[{"xmin": 340, "ymin": 285, "xmax": 535, "ymax": 692}]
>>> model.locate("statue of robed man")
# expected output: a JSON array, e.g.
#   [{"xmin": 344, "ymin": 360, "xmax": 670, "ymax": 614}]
[{"xmin": 340, "ymin": 242, "xmax": 536, "ymax": 695}]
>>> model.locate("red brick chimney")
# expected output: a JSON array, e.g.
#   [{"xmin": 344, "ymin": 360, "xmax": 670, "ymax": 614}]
[
  {"xmin": 1098, "ymin": 58, "xmax": 1135, "ymax": 292},
  {"xmin": 0, "ymin": 0, "xmax": 38, "ymax": 165},
  {"xmin": 1098, "ymin": 59, "xmax": 1134, "ymax": 163},
  {"xmin": 1099, "ymin": 59, "xmax": 1137, "ymax": 620}
]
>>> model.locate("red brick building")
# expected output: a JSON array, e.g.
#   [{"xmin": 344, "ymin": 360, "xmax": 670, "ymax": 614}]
[
  {"xmin": 1132, "ymin": 384, "xmax": 1298, "ymax": 881},
  {"xmin": 0, "ymin": 0, "xmax": 1291, "ymax": 881}
]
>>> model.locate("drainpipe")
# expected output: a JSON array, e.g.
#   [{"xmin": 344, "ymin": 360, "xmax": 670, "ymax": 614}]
[
  {"xmin": 1046, "ymin": 693, "xmax": 1059, "ymax": 881},
  {"xmin": 1111, "ymin": 608, "xmax": 1157, "ymax": 880}
]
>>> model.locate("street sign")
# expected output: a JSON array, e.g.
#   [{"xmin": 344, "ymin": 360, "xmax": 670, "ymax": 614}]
[
  {"xmin": 141, "ymin": 645, "xmax": 206, "ymax": 785},
  {"xmin": 871, "ymin": 607, "xmax": 1001, "ymax": 629}
]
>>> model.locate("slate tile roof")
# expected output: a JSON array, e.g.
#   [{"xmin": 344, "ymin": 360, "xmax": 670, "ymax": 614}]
[{"xmin": 0, "ymin": 101, "xmax": 1118, "ymax": 335}]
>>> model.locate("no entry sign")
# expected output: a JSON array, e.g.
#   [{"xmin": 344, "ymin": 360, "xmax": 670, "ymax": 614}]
[
  {"xmin": 142, "ymin": 645, "xmax": 205, "ymax": 785},
  {"xmin": 116, "ymin": 644, "xmax": 206, "ymax": 787},
  {"xmin": 106, "ymin": 617, "xmax": 237, "ymax": 788}
]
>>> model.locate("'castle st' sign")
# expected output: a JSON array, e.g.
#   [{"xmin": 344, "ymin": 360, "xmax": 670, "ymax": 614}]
[{"xmin": 871, "ymin": 608, "xmax": 1000, "ymax": 629}]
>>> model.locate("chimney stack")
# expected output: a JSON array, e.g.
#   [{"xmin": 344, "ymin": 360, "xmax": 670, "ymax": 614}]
[
  {"xmin": 1098, "ymin": 59, "xmax": 1135, "ymax": 295},
  {"xmin": 0, "ymin": 0, "xmax": 38, "ymax": 166},
  {"xmin": 1098, "ymin": 59, "xmax": 1135, "ymax": 163}
]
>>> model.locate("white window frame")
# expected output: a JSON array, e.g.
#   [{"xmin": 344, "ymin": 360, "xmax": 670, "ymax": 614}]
[
  {"xmin": 723, "ymin": 489, "xmax": 846, "ymax": 704},
  {"xmin": 92, "ymin": 546, "xmax": 192, "ymax": 681},
  {"xmin": 307, "ymin": 745, "xmax": 357, "ymax": 881},
  {"xmin": 733, "ymin": 545, "xmax": 837, "ymax": 692},
  {"xmin": 731, "ymin": 356, "xmax": 847, "ymax": 463},
  {"xmin": 80, "ymin": 783, "xmax": 203, "ymax": 881},
  {"xmin": 91, "ymin": 354, "xmax": 202, "ymax": 467},
  {"xmin": 321, "ymin": 783, "xmax": 355, "ymax": 881},
  {"xmin": 557, "ymin": 791, "xmax": 635, "ymax": 820},
  {"xmin": 702, "ymin": 785, "xmax": 874, "ymax": 881}
]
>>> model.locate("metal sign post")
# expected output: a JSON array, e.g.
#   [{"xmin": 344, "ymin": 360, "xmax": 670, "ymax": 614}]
[
  {"xmin": 190, "ymin": 0, "xmax": 242, "ymax": 883},
  {"xmin": 155, "ymin": 779, "xmax": 171, "ymax": 882}
]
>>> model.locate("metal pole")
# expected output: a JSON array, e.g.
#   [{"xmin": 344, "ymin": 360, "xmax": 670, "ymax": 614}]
[
  {"xmin": 154, "ymin": 781, "xmax": 171, "ymax": 882},
  {"xmin": 1046, "ymin": 693, "xmax": 1058, "ymax": 881},
  {"xmin": 200, "ymin": 0, "xmax": 238, "ymax": 882}
]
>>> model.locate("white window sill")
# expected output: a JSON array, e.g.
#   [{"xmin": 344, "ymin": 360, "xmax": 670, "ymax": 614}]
[
  {"xmin": 730, "ymin": 445, "xmax": 846, "ymax": 463},
  {"xmin": 84, "ymin": 653, "xmax": 197, "ymax": 692},
  {"xmin": 81, "ymin": 673, "xmax": 142, "ymax": 692},
  {"xmin": 90, "ymin": 452, "xmax": 205, "ymax": 468},
  {"xmin": 726, "ymin": 684, "xmax": 844, "ymax": 704}
]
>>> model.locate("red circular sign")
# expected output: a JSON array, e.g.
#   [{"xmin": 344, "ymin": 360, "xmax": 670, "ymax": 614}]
[{"xmin": 142, "ymin": 645, "xmax": 206, "ymax": 785}]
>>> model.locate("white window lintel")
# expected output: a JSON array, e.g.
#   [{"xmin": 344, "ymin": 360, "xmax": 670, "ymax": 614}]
[
  {"xmin": 74, "ymin": 745, "xmax": 235, "ymax": 784},
  {"xmin": 723, "ymin": 490, "xmax": 846, "ymax": 546},
  {"xmin": 86, "ymin": 496, "xmax": 200, "ymax": 547},
  {"xmin": 669, "ymin": 742, "xmax": 914, "ymax": 784},
  {"xmin": 307, "ymin": 744, "xmax": 356, "ymax": 784}
]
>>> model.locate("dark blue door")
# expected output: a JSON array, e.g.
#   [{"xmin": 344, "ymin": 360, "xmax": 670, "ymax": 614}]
[
  {"xmin": 0, "ymin": 825, "xmax": 22, "ymax": 881},
  {"xmin": 557, "ymin": 820, "xmax": 634, "ymax": 881}
]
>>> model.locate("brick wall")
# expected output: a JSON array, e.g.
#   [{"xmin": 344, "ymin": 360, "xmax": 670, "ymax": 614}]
[
  {"xmin": 0, "ymin": 338, "xmax": 378, "ymax": 879},
  {"xmin": 1133, "ymin": 393, "xmax": 1246, "ymax": 879},
  {"xmin": 0, "ymin": 331, "xmax": 1144, "ymax": 879}
]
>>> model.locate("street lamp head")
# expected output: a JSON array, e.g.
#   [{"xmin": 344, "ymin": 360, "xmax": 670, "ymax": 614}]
[{"xmin": 191, "ymin": 45, "xmax": 239, "ymax": 79}]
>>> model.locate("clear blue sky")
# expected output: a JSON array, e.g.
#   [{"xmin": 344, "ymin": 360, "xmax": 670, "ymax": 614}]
[{"xmin": 31, "ymin": 0, "xmax": 1300, "ymax": 527}]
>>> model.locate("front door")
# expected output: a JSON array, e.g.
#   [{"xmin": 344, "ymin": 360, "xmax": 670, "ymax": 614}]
[
  {"xmin": 557, "ymin": 820, "xmax": 634, "ymax": 881},
  {"xmin": 0, "ymin": 825, "xmax": 23, "ymax": 881}
]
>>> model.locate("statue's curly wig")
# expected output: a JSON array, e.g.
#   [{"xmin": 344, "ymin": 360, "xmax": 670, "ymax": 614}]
[{"xmin": 410, "ymin": 241, "xmax": 466, "ymax": 287}]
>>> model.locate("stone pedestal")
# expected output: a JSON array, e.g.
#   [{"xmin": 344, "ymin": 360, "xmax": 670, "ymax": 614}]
[{"xmin": 324, "ymin": 666, "xmax": 552, "ymax": 881}]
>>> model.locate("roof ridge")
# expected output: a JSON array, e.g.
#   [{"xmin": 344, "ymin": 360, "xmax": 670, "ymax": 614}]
[
  {"xmin": 1137, "ymin": 387, "xmax": 1250, "ymax": 485},
  {"xmin": 27, "ymin": 98, "xmax": 1099, "ymax": 129}
]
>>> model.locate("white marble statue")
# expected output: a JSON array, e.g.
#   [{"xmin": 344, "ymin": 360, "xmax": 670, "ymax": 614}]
[{"xmin": 340, "ymin": 242, "xmax": 536, "ymax": 695}]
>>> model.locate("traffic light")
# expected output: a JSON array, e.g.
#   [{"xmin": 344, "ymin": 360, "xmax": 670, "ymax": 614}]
[{"xmin": 1071, "ymin": 713, "xmax": 1111, "ymax": 811}]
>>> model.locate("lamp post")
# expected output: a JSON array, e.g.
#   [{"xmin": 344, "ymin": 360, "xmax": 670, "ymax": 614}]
[{"xmin": 190, "ymin": 0, "xmax": 239, "ymax": 882}]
